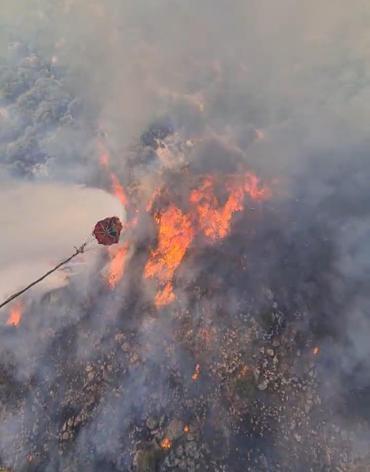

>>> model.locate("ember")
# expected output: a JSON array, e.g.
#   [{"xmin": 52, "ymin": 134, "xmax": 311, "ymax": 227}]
[
  {"xmin": 97, "ymin": 136, "xmax": 271, "ymax": 307},
  {"xmin": 141, "ymin": 171, "xmax": 271, "ymax": 306},
  {"xmin": 160, "ymin": 437, "xmax": 172, "ymax": 449},
  {"xmin": 192, "ymin": 363, "xmax": 201, "ymax": 381}
]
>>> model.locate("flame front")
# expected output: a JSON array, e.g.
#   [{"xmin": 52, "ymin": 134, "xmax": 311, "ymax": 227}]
[
  {"xmin": 190, "ymin": 173, "xmax": 270, "ymax": 241},
  {"xmin": 97, "ymin": 140, "xmax": 271, "ymax": 307},
  {"xmin": 6, "ymin": 302, "xmax": 23, "ymax": 327},
  {"xmin": 144, "ymin": 172, "xmax": 271, "ymax": 306},
  {"xmin": 144, "ymin": 205, "xmax": 194, "ymax": 307},
  {"xmin": 190, "ymin": 176, "xmax": 244, "ymax": 240}
]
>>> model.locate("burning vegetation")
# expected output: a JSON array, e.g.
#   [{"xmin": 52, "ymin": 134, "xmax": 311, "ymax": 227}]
[
  {"xmin": 0, "ymin": 118, "xmax": 358, "ymax": 472},
  {"xmin": 1, "ymin": 6, "xmax": 370, "ymax": 471},
  {"xmin": 160, "ymin": 438, "xmax": 172, "ymax": 450},
  {"xmin": 97, "ymin": 141, "xmax": 271, "ymax": 308},
  {"xmin": 144, "ymin": 205, "xmax": 194, "ymax": 307},
  {"xmin": 106, "ymin": 244, "xmax": 129, "ymax": 289},
  {"xmin": 6, "ymin": 302, "xmax": 23, "ymax": 327}
]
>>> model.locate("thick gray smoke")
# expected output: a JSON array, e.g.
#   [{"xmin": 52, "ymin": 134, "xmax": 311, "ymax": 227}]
[{"xmin": 1, "ymin": 1, "xmax": 370, "ymax": 471}]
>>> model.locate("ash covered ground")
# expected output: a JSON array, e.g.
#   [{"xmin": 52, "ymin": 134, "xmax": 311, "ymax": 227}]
[{"xmin": 1, "ymin": 2, "xmax": 370, "ymax": 471}]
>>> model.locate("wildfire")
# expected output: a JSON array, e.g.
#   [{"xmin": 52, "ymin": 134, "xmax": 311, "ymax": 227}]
[
  {"xmin": 190, "ymin": 176, "xmax": 244, "ymax": 240},
  {"xmin": 192, "ymin": 363, "xmax": 201, "ymax": 381},
  {"xmin": 313, "ymin": 346, "xmax": 320, "ymax": 356},
  {"xmin": 160, "ymin": 437, "xmax": 172, "ymax": 449},
  {"xmin": 106, "ymin": 244, "xmax": 129, "ymax": 288},
  {"xmin": 183, "ymin": 425, "xmax": 190, "ymax": 433},
  {"xmin": 146, "ymin": 186, "xmax": 162, "ymax": 212},
  {"xmin": 97, "ymin": 140, "xmax": 271, "ymax": 308},
  {"xmin": 243, "ymin": 172, "xmax": 271, "ymax": 201},
  {"xmin": 144, "ymin": 205, "xmax": 195, "ymax": 307},
  {"xmin": 98, "ymin": 143, "xmax": 128, "ymax": 208},
  {"xmin": 143, "ymin": 172, "xmax": 271, "ymax": 306},
  {"xmin": 97, "ymin": 141, "xmax": 141, "ymax": 291},
  {"xmin": 154, "ymin": 282, "xmax": 176, "ymax": 307},
  {"xmin": 6, "ymin": 301, "xmax": 23, "ymax": 327},
  {"xmin": 110, "ymin": 173, "xmax": 129, "ymax": 207},
  {"xmin": 96, "ymin": 142, "xmax": 131, "ymax": 288},
  {"xmin": 190, "ymin": 173, "xmax": 270, "ymax": 241}
]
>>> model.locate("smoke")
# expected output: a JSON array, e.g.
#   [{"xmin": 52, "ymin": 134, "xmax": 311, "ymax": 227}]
[
  {"xmin": 1, "ymin": 0, "xmax": 370, "ymax": 470},
  {"xmin": 0, "ymin": 182, "xmax": 123, "ymax": 302}
]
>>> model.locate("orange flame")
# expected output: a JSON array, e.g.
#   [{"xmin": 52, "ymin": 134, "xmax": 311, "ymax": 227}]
[
  {"xmin": 243, "ymin": 172, "xmax": 271, "ymax": 201},
  {"xmin": 106, "ymin": 244, "xmax": 129, "ymax": 288},
  {"xmin": 110, "ymin": 172, "xmax": 128, "ymax": 207},
  {"xmin": 189, "ymin": 173, "xmax": 270, "ymax": 241},
  {"xmin": 97, "ymin": 142, "xmax": 133, "ymax": 289},
  {"xmin": 98, "ymin": 152, "xmax": 271, "ymax": 307},
  {"xmin": 183, "ymin": 425, "xmax": 190, "ymax": 433},
  {"xmin": 160, "ymin": 437, "xmax": 172, "ymax": 449},
  {"xmin": 154, "ymin": 282, "xmax": 176, "ymax": 307},
  {"xmin": 6, "ymin": 301, "xmax": 23, "ymax": 327},
  {"xmin": 144, "ymin": 205, "xmax": 194, "ymax": 307},
  {"xmin": 144, "ymin": 171, "xmax": 271, "ymax": 306},
  {"xmin": 192, "ymin": 363, "xmax": 201, "ymax": 381},
  {"xmin": 190, "ymin": 176, "xmax": 244, "ymax": 240},
  {"xmin": 98, "ymin": 143, "xmax": 128, "ymax": 208},
  {"xmin": 146, "ymin": 187, "xmax": 162, "ymax": 212},
  {"xmin": 313, "ymin": 346, "xmax": 320, "ymax": 356}
]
